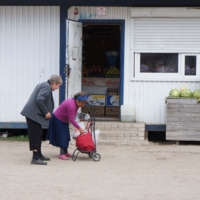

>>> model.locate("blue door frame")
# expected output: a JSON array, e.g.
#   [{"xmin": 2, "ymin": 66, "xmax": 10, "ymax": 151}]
[
  {"xmin": 59, "ymin": 18, "xmax": 125, "ymax": 106},
  {"xmin": 78, "ymin": 19, "xmax": 125, "ymax": 106},
  {"xmin": 59, "ymin": 6, "xmax": 68, "ymax": 104}
]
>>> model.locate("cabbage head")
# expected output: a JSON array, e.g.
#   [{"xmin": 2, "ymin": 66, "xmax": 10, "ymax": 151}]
[
  {"xmin": 180, "ymin": 86, "xmax": 187, "ymax": 92},
  {"xmin": 193, "ymin": 90, "xmax": 200, "ymax": 98},
  {"xmin": 169, "ymin": 89, "xmax": 180, "ymax": 97},
  {"xmin": 180, "ymin": 88, "xmax": 193, "ymax": 97}
]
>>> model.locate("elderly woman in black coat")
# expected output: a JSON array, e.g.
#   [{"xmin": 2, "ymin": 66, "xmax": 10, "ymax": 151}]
[{"xmin": 21, "ymin": 74, "xmax": 63, "ymax": 165}]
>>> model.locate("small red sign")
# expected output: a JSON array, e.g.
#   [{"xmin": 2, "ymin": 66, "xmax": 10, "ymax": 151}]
[{"xmin": 97, "ymin": 7, "xmax": 106, "ymax": 16}]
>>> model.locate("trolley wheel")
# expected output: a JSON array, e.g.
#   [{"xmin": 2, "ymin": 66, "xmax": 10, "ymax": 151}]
[
  {"xmin": 88, "ymin": 152, "xmax": 94, "ymax": 158},
  {"xmin": 72, "ymin": 155, "xmax": 76, "ymax": 161},
  {"xmin": 92, "ymin": 153, "xmax": 101, "ymax": 161}
]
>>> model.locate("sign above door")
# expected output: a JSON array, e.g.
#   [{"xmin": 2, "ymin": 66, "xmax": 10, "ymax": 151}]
[{"xmin": 97, "ymin": 7, "xmax": 106, "ymax": 16}]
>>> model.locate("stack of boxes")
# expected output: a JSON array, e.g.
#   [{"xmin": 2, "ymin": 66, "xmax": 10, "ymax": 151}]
[
  {"xmin": 82, "ymin": 88, "xmax": 120, "ymax": 117},
  {"xmin": 105, "ymin": 88, "xmax": 119, "ymax": 116},
  {"xmin": 82, "ymin": 95, "xmax": 106, "ymax": 117}
]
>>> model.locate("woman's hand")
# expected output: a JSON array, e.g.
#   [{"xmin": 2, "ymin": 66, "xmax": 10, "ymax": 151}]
[
  {"xmin": 45, "ymin": 112, "xmax": 51, "ymax": 119},
  {"xmin": 79, "ymin": 127, "xmax": 85, "ymax": 134}
]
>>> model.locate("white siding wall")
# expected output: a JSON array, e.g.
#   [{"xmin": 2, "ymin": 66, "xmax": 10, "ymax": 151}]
[
  {"xmin": 129, "ymin": 81, "xmax": 200, "ymax": 124},
  {"xmin": 68, "ymin": 7, "xmax": 200, "ymax": 124},
  {"xmin": 68, "ymin": 6, "xmax": 129, "ymax": 20},
  {"xmin": 0, "ymin": 6, "xmax": 60, "ymax": 122},
  {"xmin": 134, "ymin": 18, "xmax": 200, "ymax": 53}
]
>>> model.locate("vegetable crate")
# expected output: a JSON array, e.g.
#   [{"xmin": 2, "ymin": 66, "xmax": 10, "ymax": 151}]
[{"xmin": 166, "ymin": 98, "xmax": 200, "ymax": 141}]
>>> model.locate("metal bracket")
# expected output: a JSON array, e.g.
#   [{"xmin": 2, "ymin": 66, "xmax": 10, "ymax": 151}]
[{"xmin": 65, "ymin": 64, "xmax": 71, "ymax": 77}]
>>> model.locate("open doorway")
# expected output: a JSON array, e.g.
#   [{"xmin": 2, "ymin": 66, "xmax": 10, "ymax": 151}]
[{"xmin": 81, "ymin": 24, "xmax": 121, "ymax": 121}]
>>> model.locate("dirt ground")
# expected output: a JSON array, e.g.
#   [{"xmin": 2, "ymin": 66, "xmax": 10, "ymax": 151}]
[{"xmin": 1, "ymin": 140, "xmax": 200, "ymax": 200}]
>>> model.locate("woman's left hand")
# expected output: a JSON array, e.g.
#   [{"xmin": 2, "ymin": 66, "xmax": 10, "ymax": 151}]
[{"xmin": 45, "ymin": 112, "xmax": 51, "ymax": 119}]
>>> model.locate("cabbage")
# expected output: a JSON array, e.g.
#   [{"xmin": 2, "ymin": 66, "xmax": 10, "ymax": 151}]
[
  {"xmin": 169, "ymin": 89, "xmax": 180, "ymax": 97},
  {"xmin": 180, "ymin": 86, "xmax": 187, "ymax": 92},
  {"xmin": 180, "ymin": 88, "xmax": 193, "ymax": 97},
  {"xmin": 193, "ymin": 90, "xmax": 200, "ymax": 98}
]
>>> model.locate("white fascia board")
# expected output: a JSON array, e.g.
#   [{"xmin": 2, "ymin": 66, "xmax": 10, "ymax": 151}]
[{"xmin": 131, "ymin": 7, "xmax": 200, "ymax": 18}]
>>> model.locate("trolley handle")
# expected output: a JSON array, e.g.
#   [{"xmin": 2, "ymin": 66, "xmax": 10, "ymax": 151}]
[
  {"xmin": 85, "ymin": 121, "xmax": 93, "ymax": 129},
  {"xmin": 79, "ymin": 121, "xmax": 93, "ymax": 135}
]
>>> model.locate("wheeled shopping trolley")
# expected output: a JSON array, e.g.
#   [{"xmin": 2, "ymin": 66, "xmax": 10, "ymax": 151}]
[{"xmin": 72, "ymin": 105, "xmax": 101, "ymax": 162}]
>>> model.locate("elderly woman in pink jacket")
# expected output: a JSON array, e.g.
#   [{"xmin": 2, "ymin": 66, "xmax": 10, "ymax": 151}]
[{"xmin": 46, "ymin": 91, "xmax": 88, "ymax": 160}]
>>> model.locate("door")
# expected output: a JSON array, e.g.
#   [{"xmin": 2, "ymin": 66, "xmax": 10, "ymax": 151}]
[{"xmin": 66, "ymin": 20, "xmax": 82, "ymax": 98}]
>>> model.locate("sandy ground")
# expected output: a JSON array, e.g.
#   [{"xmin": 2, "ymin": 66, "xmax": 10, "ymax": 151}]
[{"xmin": 1, "ymin": 140, "xmax": 200, "ymax": 200}]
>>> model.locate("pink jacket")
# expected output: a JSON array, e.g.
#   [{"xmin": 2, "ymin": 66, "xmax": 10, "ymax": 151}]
[{"xmin": 54, "ymin": 98, "xmax": 80, "ymax": 129}]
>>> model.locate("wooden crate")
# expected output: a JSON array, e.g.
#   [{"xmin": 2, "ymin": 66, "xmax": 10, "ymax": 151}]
[
  {"xmin": 166, "ymin": 98, "xmax": 200, "ymax": 141},
  {"xmin": 105, "ymin": 106, "xmax": 120, "ymax": 116},
  {"xmin": 107, "ymin": 88, "xmax": 119, "ymax": 95},
  {"xmin": 82, "ymin": 106, "xmax": 104, "ymax": 117}
]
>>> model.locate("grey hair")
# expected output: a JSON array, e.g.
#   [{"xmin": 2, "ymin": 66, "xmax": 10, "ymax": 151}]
[
  {"xmin": 73, "ymin": 91, "xmax": 87, "ymax": 100},
  {"xmin": 48, "ymin": 74, "xmax": 63, "ymax": 85}
]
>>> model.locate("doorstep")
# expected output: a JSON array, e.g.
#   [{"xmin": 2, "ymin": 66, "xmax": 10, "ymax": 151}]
[{"xmin": 69, "ymin": 121, "xmax": 149, "ymax": 146}]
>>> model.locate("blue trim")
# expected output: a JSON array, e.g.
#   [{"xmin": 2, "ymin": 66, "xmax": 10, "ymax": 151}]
[
  {"xmin": 146, "ymin": 124, "xmax": 166, "ymax": 132},
  {"xmin": 0, "ymin": 122, "xmax": 27, "ymax": 129},
  {"xmin": 59, "ymin": 5, "xmax": 68, "ymax": 103},
  {"xmin": 0, "ymin": 0, "xmax": 200, "ymax": 6},
  {"xmin": 0, "ymin": 123, "xmax": 167, "ymax": 131},
  {"xmin": 79, "ymin": 19, "xmax": 125, "ymax": 106},
  {"xmin": 119, "ymin": 21, "xmax": 125, "ymax": 106}
]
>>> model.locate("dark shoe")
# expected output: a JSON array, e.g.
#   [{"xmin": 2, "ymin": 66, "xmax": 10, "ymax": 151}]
[
  {"xmin": 31, "ymin": 158, "xmax": 47, "ymax": 165},
  {"xmin": 39, "ymin": 155, "xmax": 50, "ymax": 161}
]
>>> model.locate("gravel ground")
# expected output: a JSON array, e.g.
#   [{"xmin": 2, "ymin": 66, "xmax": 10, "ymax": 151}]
[{"xmin": 0, "ymin": 140, "xmax": 200, "ymax": 200}]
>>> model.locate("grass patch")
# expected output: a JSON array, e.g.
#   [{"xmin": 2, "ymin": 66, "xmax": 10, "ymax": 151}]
[{"xmin": 0, "ymin": 135, "xmax": 29, "ymax": 142}]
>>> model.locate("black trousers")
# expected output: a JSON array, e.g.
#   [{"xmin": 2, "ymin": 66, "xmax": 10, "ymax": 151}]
[{"xmin": 26, "ymin": 117, "xmax": 43, "ymax": 151}]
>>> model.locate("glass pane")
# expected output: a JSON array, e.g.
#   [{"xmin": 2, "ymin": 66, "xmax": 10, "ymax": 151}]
[
  {"xmin": 140, "ymin": 53, "xmax": 178, "ymax": 73},
  {"xmin": 185, "ymin": 56, "xmax": 196, "ymax": 75}
]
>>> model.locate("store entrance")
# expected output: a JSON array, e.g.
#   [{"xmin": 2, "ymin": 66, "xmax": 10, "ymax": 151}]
[{"xmin": 81, "ymin": 24, "xmax": 121, "ymax": 121}]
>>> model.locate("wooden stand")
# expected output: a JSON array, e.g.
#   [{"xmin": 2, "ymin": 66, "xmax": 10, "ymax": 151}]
[{"xmin": 166, "ymin": 98, "xmax": 200, "ymax": 141}]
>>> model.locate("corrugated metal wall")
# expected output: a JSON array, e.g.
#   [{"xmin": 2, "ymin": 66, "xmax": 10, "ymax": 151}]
[
  {"xmin": 68, "ymin": 7, "xmax": 200, "ymax": 124},
  {"xmin": 0, "ymin": 6, "xmax": 60, "ymax": 122},
  {"xmin": 134, "ymin": 18, "xmax": 200, "ymax": 52},
  {"xmin": 129, "ymin": 81, "xmax": 200, "ymax": 124}
]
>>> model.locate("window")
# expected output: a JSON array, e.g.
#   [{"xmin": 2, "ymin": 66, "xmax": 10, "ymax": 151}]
[
  {"xmin": 185, "ymin": 56, "xmax": 196, "ymax": 76},
  {"xmin": 134, "ymin": 53, "xmax": 200, "ymax": 80},
  {"xmin": 140, "ymin": 53, "xmax": 178, "ymax": 73}
]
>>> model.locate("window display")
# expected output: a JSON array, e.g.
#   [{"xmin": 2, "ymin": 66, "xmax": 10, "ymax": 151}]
[
  {"xmin": 81, "ymin": 24, "xmax": 121, "ymax": 119},
  {"xmin": 140, "ymin": 53, "xmax": 178, "ymax": 73},
  {"xmin": 82, "ymin": 25, "xmax": 120, "ymax": 78}
]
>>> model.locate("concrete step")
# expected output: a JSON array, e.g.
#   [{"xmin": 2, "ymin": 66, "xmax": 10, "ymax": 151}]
[
  {"xmin": 94, "ymin": 117, "xmax": 120, "ymax": 121},
  {"xmin": 98, "ymin": 133, "xmax": 145, "ymax": 141},
  {"xmin": 97, "ymin": 131, "xmax": 145, "ymax": 137},
  {"xmin": 97, "ymin": 140, "xmax": 149, "ymax": 146},
  {"xmin": 69, "ymin": 121, "xmax": 148, "ymax": 145},
  {"xmin": 69, "ymin": 138, "xmax": 149, "ymax": 146},
  {"xmin": 94, "ymin": 122, "xmax": 146, "ymax": 141},
  {"xmin": 93, "ymin": 122, "xmax": 145, "ymax": 131}
]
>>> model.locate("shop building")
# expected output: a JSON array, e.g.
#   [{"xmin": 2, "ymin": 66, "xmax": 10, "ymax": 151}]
[{"xmin": 0, "ymin": 1, "xmax": 200, "ymax": 132}]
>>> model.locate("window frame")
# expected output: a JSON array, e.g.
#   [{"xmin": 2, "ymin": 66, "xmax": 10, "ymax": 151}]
[
  {"xmin": 132, "ymin": 53, "xmax": 200, "ymax": 81},
  {"xmin": 180, "ymin": 54, "xmax": 199, "ymax": 77}
]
